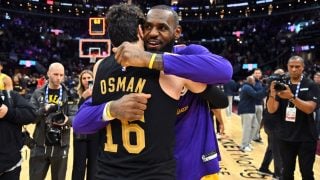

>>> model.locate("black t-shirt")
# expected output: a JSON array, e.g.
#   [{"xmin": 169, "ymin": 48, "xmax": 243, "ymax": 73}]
[
  {"xmin": 262, "ymin": 106, "xmax": 281, "ymax": 134},
  {"xmin": 92, "ymin": 55, "xmax": 178, "ymax": 179},
  {"xmin": 47, "ymin": 88, "xmax": 60, "ymax": 105},
  {"xmin": 278, "ymin": 77, "xmax": 320, "ymax": 142}
]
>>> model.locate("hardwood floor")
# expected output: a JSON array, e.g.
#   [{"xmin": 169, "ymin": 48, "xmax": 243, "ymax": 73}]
[{"xmin": 20, "ymin": 110, "xmax": 320, "ymax": 180}]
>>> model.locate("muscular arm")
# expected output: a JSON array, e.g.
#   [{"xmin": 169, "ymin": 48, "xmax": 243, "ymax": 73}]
[
  {"xmin": 276, "ymin": 84, "xmax": 319, "ymax": 114},
  {"xmin": 73, "ymin": 93, "xmax": 151, "ymax": 134},
  {"xmin": 113, "ymin": 43, "xmax": 232, "ymax": 84},
  {"xmin": 162, "ymin": 44, "xmax": 232, "ymax": 84}
]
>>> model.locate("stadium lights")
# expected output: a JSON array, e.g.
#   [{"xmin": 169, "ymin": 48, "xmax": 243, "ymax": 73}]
[
  {"xmin": 61, "ymin": 3, "xmax": 72, "ymax": 7},
  {"xmin": 227, "ymin": 2, "xmax": 248, "ymax": 8}
]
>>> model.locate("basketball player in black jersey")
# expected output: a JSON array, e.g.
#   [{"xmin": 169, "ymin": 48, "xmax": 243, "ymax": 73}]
[{"xmin": 92, "ymin": 4, "xmax": 206, "ymax": 179}]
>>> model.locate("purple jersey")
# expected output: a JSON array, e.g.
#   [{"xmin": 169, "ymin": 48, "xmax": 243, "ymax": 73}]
[
  {"xmin": 175, "ymin": 90, "xmax": 220, "ymax": 180},
  {"xmin": 164, "ymin": 44, "xmax": 232, "ymax": 84}
]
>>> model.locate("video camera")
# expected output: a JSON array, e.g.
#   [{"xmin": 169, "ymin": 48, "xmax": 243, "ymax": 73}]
[
  {"xmin": 267, "ymin": 73, "xmax": 289, "ymax": 91},
  {"xmin": 44, "ymin": 104, "xmax": 66, "ymax": 145}
]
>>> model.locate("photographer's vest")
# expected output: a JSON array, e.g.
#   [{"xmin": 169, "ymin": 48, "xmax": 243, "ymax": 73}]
[{"xmin": 92, "ymin": 55, "xmax": 178, "ymax": 179}]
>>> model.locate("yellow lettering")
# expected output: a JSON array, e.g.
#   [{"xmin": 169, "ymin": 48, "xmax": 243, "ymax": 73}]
[
  {"xmin": 100, "ymin": 80, "xmax": 107, "ymax": 94},
  {"xmin": 108, "ymin": 78, "xmax": 115, "ymax": 92},
  {"xmin": 122, "ymin": 121, "xmax": 145, "ymax": 154},
  {"xmin": 126, "ymin": 77, "xmax": 134, "ymax": 92},
  {"xmin": 135, "ymin": 78, "xmax": 146, "ymax": 93},
  {"xmin": 104, "ymin": 124, "xmax": 117, "ymax": 152},
  {"xmin": 100, "ymin": 77, "xmax": 147, "ymax": 94},
  {"xmin": 177, "ymin": 106, "xmax": 189, "ymax": 115},
  {"xmin": 117, "ymin": 77, "xmax": 126, "ymax": 91},
  {"xmin": 48, "ymin": 95, "xmax": 59, "ymax": 104}
]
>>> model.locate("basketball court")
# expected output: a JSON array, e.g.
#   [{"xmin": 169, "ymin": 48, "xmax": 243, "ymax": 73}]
[{"xmin": 20, "ymin": 110, "xmax": 320, "ymax": 180}]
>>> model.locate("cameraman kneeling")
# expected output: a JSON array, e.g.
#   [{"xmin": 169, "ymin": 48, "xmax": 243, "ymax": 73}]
[
  {"xmin": 0, "ymin": 90, "xmax": 37, "ymax": 180},
  {"xmin": 29, "ymin": 63, "xmax": 77, "ymax": 180}
]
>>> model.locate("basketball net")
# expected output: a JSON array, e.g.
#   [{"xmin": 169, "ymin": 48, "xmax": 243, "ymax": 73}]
[{"xmin": 90, "ymin": 54, "xmax": 97, "ymax": 63}]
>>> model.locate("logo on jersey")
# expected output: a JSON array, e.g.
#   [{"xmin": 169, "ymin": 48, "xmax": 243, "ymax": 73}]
[
  {"xmin": 202, "ymin": 151, "xmax": 218, "ymax": 163},
  {"xmin": 177, "ymin": 106, "xmax": 189, "ymax": 115}
]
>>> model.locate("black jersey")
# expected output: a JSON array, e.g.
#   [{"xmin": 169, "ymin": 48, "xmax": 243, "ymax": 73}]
[{"xmin": 92, "ymin": 55, "xmax": 178, "ymax": 180}]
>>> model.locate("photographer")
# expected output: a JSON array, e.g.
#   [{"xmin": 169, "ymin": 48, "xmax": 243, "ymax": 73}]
[
  {"xmin": 258, "ymin": 68, "xmax": 285, "ymax": 178},
  {"xmin": 29, "ymin": 62, "xmax": 77, "ymax": 180},
  {"xmin": 0, "ymin": 90, "xmax": 36, "ymax": 180},
  {"xmin": 267, "ymin": 56, "xmax": 320, "ymax": 180}
]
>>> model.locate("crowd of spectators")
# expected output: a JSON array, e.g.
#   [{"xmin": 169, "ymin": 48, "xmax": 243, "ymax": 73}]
[{"xmin": 0, "ymin": 7, "xmax": 319, "ymax": 84}]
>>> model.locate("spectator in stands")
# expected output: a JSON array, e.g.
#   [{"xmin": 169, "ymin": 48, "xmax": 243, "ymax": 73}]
[
  {"xmin": 13, "ymin": 74, "xmax": 26, "ymax": 96},
  {"xmin": 36, "ymin": 74, "xmax": 46, "ymax": 89}
]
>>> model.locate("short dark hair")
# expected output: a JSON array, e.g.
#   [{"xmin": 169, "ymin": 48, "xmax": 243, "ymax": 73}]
[
  {"xmin": 288, "ymin": 55, "xmax": 304, "ymax": 66},
  {"xmin": 106, "ymin": 3, "xmax": 145, "ymax": 47},
  {"xmin": 150, "ymin": 5, "xmax": 179, "ymax": 26}
]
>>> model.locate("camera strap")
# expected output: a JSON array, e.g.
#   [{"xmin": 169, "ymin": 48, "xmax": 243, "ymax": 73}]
[
  {"xmin": 285, "ymin": 75, "xmax": 303, "ymax": 122},
  {"xmin": 45, "ymin": 85, "xmax": 63, "ymax": 111},
  {"xmin": 288, "ymin": 75, "xmax": 303, "ymax": 100}
]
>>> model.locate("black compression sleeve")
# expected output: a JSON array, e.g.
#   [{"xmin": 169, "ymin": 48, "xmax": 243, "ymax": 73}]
[{"xmin": 198, "ymin": 85, "xmax": 228, "ymax": 109}]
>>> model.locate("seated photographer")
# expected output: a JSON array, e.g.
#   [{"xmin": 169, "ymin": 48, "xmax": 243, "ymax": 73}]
[
  {"xmin": 29, "ymin": 62, "xmax": 77, "ymax": 180},
  {"xmin": 0, "ymin": 90, "xmax": 37, "ymax": 180}
]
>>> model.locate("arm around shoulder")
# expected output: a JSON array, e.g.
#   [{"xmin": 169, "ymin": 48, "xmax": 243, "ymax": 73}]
[{"xmin": 162, "ymin": 46, "xmax": 232, "ymax": 84}]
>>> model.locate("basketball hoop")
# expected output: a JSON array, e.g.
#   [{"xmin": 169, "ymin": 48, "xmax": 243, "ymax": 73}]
[{"xmin": 90, "ymin": 55, "xmax": 97, "ymax": 63}]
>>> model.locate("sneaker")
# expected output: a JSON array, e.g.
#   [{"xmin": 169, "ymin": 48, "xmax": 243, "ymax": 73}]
[
  {"xmin": 253, "ymin": 138, "xmax": 263, "ymax": 144},
  {"xmin": 248, "ymin": 143, "xmax": 254, "ymax": 149},
  {"xmin": 216, "ymin": 133, "xmax": 221, "ymax": 140},
  {"xmin": 258, "ymin": 168, "xmax": 273, "ymax": 176},
  {"xmin": 241, "ymin": 146, "xmax": 252, "ymax": 152}
]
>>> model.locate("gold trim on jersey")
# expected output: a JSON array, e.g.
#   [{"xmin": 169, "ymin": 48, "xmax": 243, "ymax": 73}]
[{"xmin": 201, "ymin": 173, "xmax": 219, "ymax": 180}]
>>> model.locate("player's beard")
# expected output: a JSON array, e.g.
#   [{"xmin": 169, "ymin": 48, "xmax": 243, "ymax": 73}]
[{"xmin": 146, "ymin": 39, "xmax": 175, "ymax": 53}]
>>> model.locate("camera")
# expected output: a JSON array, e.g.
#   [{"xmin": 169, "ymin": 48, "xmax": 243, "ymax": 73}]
[
  {"xmin": 46, "ymin": 125, "xmax": 61, "ymax": 145},
  {"xmin": 267, "ymin": 73, "xmax": 289, "ymax": 91},
  {"xmin": 44, "ymin": 105, "xmax": 66, "ymax": 145}
]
